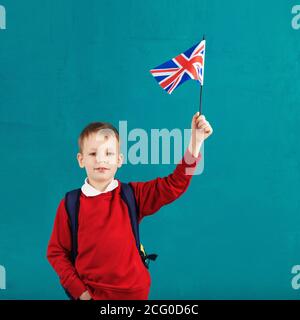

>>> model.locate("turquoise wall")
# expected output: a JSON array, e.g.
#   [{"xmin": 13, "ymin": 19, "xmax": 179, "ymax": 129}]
[{"xmin": 1, "ymin": 0, "xmax": 300, "ymax": 299}]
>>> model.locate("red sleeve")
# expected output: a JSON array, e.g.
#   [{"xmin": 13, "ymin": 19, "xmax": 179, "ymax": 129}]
[
  {"xmin": 129, "ymin": 149, "xmax": 202, "ymax": 223},
  {"xmin": 46, "ymin": 199, "xmax": 87, "ymax": 299}
]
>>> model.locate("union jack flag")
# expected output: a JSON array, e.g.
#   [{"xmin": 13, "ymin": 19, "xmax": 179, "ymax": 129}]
[{"xmin": 150, "ymin": 40, "xmax": 206, "ymax": 94}]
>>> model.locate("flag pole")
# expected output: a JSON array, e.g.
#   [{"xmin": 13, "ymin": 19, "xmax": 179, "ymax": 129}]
[
  {"xmin": 199, "ymin": 83, "xmax": 203, "ymax": 115},
  {"xmin": 199, "ymin": 34, "xmax": 205, "ymax": 115}
]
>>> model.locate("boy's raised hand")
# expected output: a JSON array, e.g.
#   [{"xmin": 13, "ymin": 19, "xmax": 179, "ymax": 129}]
[
  {"xmin": 192, "ymin": 112, "xmax": 213, "ymax": 141},
  {"xmin": 188, "ymin": 112, "xmax": 213, "ymax": 157}
]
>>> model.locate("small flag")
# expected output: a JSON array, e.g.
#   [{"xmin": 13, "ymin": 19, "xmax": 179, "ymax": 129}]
[{"xmin": 150, "ymin": 40, "xmax": 206, "ymax": 94}]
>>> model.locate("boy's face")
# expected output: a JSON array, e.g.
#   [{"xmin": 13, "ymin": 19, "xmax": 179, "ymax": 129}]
[{"xmin": 77, "ymin": 130, "xmax": 123, "ymax": 185}]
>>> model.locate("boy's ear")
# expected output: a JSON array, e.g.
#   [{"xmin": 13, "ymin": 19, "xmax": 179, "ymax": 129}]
[
  {"xmin": 117, "ymin": 153, "xmax": 124, "ymax": 168},
  {"xmin": 77, "ymin": 153, "xmax": 85, "ymax": 168}
]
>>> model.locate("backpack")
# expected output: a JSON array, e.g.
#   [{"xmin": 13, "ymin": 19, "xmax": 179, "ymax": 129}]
[{"xmin": 63, "ymin": 182, "xmax": 158, "ymax": 299}]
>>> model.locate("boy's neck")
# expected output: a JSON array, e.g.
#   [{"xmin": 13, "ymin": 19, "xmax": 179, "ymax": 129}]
[{"xmin": 87, "ymin": 177, "xmax": 114, "ymax": 192}]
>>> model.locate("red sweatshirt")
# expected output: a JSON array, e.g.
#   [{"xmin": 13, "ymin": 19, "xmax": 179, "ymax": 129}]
[{"xmin": 47, "ymin": 149, "xmax": 201, "ymax": 300}]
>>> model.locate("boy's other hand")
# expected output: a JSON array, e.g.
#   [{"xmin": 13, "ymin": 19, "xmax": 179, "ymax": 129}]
[{"xmin": 79, "ymin": 290, "xmax": 92, "ymax": 300}]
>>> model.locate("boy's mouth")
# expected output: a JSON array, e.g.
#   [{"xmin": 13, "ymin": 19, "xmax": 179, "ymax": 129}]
[{"xmin": 94, "ymin": 167, "xmax": 109, "ymax": 172}]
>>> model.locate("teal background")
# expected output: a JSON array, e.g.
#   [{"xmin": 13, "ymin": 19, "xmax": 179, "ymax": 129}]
[{"xmin": 0, "ymin": 0, "xmax": 300, "ymax": 299}]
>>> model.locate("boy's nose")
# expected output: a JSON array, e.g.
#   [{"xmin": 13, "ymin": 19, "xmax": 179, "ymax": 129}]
[
  {"xmin": 96, "ymin": 156, "xmax": 102, "ymax": 163},
  {"xmin": 96, "ymin": 154, "xmax": 108, "ymax": 164}
]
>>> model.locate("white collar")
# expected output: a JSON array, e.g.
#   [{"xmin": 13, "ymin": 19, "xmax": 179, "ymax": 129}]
[{"xmin": 81, "ymin": 178, "xmax": 119, "ymax": 197}]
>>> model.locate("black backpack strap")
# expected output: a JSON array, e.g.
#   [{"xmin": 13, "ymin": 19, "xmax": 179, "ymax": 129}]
[
  {"xmin": 64, "ymin": 189, "xmax": 81, "ymax": 264},
  {"xmin": 120, "ymin": 183, "xmax": 158, "ymax": 268},
  {"xmin": 120, "ymin": 183, "xmax": 141, "ymax": 251},
  {"xmin": 63, "ymin": 188, "xmax": 81, "ymax": 300}
]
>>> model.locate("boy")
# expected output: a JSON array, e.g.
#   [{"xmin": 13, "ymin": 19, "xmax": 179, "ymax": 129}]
[{"xmin": 47, "ymin": 112, "xmax": 213, "ymax": 300}]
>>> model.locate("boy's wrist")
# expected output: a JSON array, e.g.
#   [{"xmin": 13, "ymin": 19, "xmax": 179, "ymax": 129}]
[
  {"xmin": 65, "ymin": 278, "xmax": 89, "ymax": 300},
  {"xmin": 188, "ymin": 139, "xmax": 203, "ymax": 158}
]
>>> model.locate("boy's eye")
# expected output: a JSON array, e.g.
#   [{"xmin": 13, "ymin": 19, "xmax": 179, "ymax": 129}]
[{"xmin": 89, "ymin": 152, "xmax": 96, "ymax": 156}]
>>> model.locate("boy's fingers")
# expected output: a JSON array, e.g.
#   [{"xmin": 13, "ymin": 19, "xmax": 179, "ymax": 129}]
[
  {"xmin": 196, "ymin": 118, "xmax": 207, "ymax": 126},
  {"xmin": 193, "ymin": 113, "xmax": 208, "ymax": 128},
  {"xmin": 197, "ymin": 121, "xmax": 210, "ymax": 130},
  {"xmin": 205, "ymin": 127, "xmax": 213, "ymax": 135},
  {"xmin": 196, "ymin": 116, "xmax": 206, "ymax": 123},
  {"xmin": 194, "ymin": 116, "xmax": 205, "ymax": 125},
  {"xmin": 204, "ymin": 124, "xmax": 213, "ymax": 134},
  {"xmin": 193, "ymin": 112, "xmax": 200, "ymax": 120}
]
